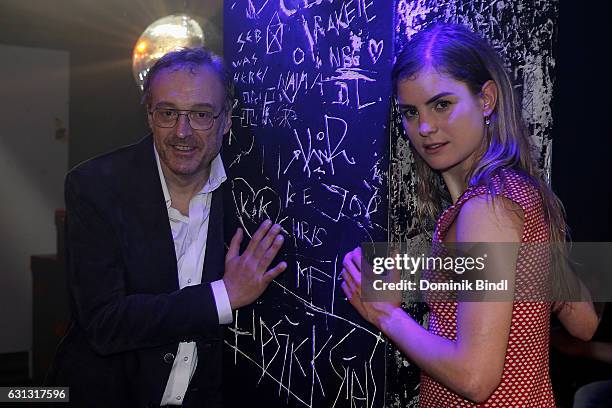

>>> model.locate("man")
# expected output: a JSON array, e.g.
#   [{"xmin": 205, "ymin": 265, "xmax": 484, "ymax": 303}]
[{"xmin": 47, "ymin": 48, "xmax": 286, "ymax": 407}]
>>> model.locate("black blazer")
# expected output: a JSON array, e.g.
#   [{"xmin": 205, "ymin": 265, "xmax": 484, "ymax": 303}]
[{"xmin": 47, "ymin": 136, "xmax": 226, "ymax": 407}]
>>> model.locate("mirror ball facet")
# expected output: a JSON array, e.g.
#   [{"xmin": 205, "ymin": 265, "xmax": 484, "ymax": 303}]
[{"xmin": 132, "ymin": 14, "xmax": 204, "ymax": 90}]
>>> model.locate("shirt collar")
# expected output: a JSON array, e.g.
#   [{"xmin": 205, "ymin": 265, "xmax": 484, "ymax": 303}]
[{"xmin": 154, "ymin": 144, "xmax": 227, "ymax": 210}]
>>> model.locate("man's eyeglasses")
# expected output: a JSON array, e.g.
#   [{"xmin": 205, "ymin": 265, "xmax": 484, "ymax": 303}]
[{"xmin": 149, "ymin": 108, "xmax": 224, "ymax": 130}]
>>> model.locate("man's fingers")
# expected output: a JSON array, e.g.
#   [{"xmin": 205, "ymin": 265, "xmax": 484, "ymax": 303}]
[
  {"xmin": 226, "ymin": 228, "xmax": 243, "ymax": 260},
  {"xmin": 245, "ymin": 219, "xmax": 273, "ymax": 255},
  {"xmin": 254, "ymin": 223, "xmax": 282, "ymax": 259},
  {"xmin": 262, "ymin": 261, "xmax": 287, "ymax": 284},
  {"xmin": 259, "ymin": 234, "xmax": 284, "ymax": 271}
]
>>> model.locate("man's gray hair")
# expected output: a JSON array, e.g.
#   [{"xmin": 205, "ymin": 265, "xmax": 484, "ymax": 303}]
[{"xmin": 141, "ymin": 47, "xmax": 235, "ymax": 113}]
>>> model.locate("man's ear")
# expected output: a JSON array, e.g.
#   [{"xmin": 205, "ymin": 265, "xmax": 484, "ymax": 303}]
[
  {"xmin": 146, "ymin": 105, "xmax": 154, "ymax": 130},
  {"xmin": 480, "ymin": 80, "xmax": 498, "ymax": 117},
  {"xmin": 222, "ymin": 107, "xmax": 232, "ymax": 135}
]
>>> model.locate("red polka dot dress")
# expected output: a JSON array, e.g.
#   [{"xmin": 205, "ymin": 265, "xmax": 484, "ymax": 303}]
[{"xmin": 419, "ymin": 169, "xmax": 555, "ymax": 407}]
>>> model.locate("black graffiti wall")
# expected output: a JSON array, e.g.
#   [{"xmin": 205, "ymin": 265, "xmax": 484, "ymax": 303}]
[
  {"xmin": 222, "ymin": 1, "xmax": 557, "ymax": 407},
  {"xmin": 222, "ymin": 1, "xmax": 392, "ymax": 407}
]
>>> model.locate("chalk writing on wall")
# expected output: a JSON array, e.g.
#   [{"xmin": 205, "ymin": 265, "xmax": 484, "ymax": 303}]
[{"xmin": 224, "ymin": 1, "xmax": 392, "ymax": 407}]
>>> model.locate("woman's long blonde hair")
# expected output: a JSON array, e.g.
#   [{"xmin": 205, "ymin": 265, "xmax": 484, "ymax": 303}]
[
  {"xmin": 392, "ymin": 24, "xmax": 571, "ymax": 300},
  {"xmin": 392, "ymin": 23, "xmax": 567, "ymax": 246}
]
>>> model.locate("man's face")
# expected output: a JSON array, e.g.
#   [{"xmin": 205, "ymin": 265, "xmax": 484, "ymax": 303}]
[{"xmin": 147, "ymin": 65, "xmax": 231, "ymax": 182}]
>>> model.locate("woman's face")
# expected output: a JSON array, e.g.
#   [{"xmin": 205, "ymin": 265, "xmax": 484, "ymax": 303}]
[{"xmin": 397, "ymin": 66, "xmax": 492, "ymax": 177}]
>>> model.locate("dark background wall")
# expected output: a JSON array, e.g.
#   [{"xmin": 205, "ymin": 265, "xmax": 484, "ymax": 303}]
[
  {"xmin": 552, "ymin": 1, "xmax": 612, "ymax": 242},
  {"xmin": 0, "ymin": 0, "xmax": 223, "ymax": 168},
  {"xmin": 550, "ymin": 3, "xmax": 612, "ymax": 405}
]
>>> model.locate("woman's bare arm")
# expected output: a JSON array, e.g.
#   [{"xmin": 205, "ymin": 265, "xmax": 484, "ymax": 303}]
[
  {"xmin": 554, "ymin": 301, "xmax": 598, "ymax": 341},
  {"xmin": 343, "ymin": 195, "xmax": 523, "ymax": 403}
]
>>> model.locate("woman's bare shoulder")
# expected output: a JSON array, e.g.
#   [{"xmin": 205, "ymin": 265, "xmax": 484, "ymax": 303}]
[{"xmin": 456, "ymin": 194, "xmax": 524, "ymax": 243}]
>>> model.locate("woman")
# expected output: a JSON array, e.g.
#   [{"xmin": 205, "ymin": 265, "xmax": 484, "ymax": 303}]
[{"xmin": 341, "ymin": 24, "xmax": 598, "ymax": 406}]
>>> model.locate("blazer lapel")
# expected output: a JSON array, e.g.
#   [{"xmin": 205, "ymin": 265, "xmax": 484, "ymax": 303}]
[
  {"xmin": 123, "ymin": 135, "xmax": 179, "ymax": 292},
  {"xmin": 201, "ymin": 181, "xmax": 226, "ymax": 282}
]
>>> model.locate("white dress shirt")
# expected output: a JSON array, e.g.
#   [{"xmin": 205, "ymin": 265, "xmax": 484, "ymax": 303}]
[{"xmin": 154, "ymin": 147, "xmax": 233, "ymax": 405}]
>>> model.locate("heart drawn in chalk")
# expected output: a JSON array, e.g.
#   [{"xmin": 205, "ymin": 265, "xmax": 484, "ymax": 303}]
[
  {"xmin": 368, "ymin": 38, "xmax": 384, "ymax": 64},
  {"xmin": 231, "ymin": 177, "xmax": 283, "ymax": 237}
]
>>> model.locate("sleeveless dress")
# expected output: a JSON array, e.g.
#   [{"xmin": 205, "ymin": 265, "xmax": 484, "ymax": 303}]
[{"xmin": 419, "ymin": 169, "xmax": 556, "ymax": 407}]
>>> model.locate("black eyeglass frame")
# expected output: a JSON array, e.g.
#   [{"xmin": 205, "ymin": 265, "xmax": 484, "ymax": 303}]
[{"xmin": 148, "ymin": 107, "xmax": 225, "ymax": 130}]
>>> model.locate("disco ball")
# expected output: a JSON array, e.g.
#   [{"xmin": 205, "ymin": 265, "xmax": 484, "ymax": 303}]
[{"xmin": 132, "ymin": 14, "xmax": 204, "ymax": 90}]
